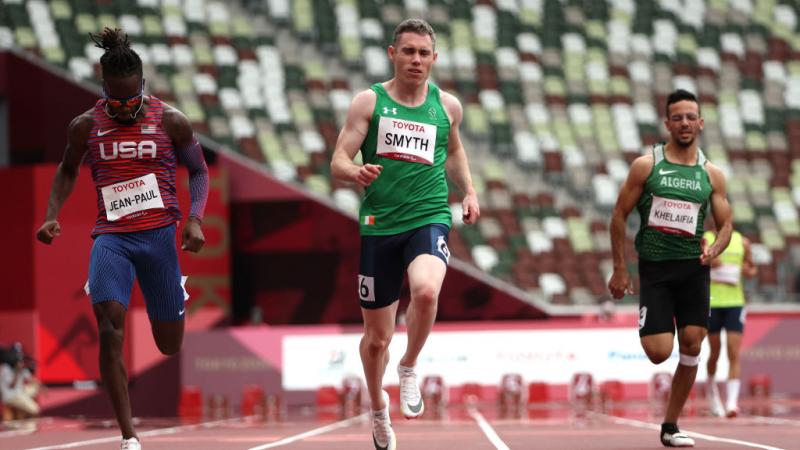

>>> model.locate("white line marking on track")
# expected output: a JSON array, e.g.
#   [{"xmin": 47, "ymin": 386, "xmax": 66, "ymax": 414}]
[
  {"xmin": 745, "ymin": 414, "xmax": 800, "ymax": 426},
  {"xmin": 22, "ymin": 417, "xmax": 245, "ymax": 450},
  {"xmin": 467, "ymin": 405, "xmax": 511, "ymax": 450},
  {"xmin": 594, "ymin": 413, "xmax": 786, "ymax": 450},
  {"xmin": 246, "ymin": 413, "xmax": 366, "ymax": 450}
]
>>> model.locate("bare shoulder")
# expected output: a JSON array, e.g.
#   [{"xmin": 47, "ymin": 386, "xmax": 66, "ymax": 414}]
[
  {"xmin": 439, "ymin": 90, "xmax": 462, "ymax": 113},
  {"xmin": 160, "ymin": 100, "xmax": 191, "ymax": 129},
  {"xmin": 68, "ymin": 108, "xmax": 95, "ymax": 139},
  {"xmin": 350, "ymin": 89, "xmax": 377, "ymax": 114}
]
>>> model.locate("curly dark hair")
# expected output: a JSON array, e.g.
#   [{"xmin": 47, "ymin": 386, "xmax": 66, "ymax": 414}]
[{"xmin": 89, "ymin": 27, "xmax": 142, "ymax": 78}]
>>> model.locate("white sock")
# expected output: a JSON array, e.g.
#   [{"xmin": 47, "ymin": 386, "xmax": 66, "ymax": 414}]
[
  {"xmin": 708, "ymin": 375, "xmax": 720, "ymax": 397},
  {"xmin": 398, "ymin": 364, "xmax": 415, "ymax": 376},
  {"xmin": 726, "ymin": 379, "xmax": 740, "ymax": 410}
]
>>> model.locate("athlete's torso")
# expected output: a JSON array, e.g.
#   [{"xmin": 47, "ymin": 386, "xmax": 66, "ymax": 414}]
[
  {"xmin": 705, "ymin": 230, "xmax": 746, "ymax": 307},
  {"xmin": 359, "ymin": 82, "xmax": 451, "ymax": 235},
  {"xmin": 635, "ymin": 143, "xmax": 713, "ymax": 261},
  {"xmin": 86, "ymin": 97, "xmax": 181, "ymax": 235}
]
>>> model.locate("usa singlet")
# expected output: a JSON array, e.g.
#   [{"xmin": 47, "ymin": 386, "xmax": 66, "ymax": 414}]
[{"xmin": 86, "ymin": 97, "xmax": 181, "ymax": 235}]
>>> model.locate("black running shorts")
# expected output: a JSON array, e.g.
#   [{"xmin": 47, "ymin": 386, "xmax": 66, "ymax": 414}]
[
  {"xmin": 638, "ymin": 258, "xmax": 710, "ymax": 337},
  {"xmin": 358, "ymin": 223, "xmax": 450, "ymax": 309}
]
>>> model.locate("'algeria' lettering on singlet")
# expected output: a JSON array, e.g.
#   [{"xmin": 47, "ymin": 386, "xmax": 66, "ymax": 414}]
[
  {"xmin": 660, "ymin": 176, "xmax": 702, "ymax": 191},
  {"xmin": 377, "ymin": 117, "xmax": 437, "ymax": 165}
]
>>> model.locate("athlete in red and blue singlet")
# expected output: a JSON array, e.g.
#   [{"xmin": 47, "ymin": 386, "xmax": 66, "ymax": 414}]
[{"xmin": 36, "ymin": 28, "xmax": 208, "ymax": 450}]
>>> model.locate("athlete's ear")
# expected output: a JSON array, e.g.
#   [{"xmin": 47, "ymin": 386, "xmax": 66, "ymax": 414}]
[{"xmin": 387, "ymin": 45, "xmax": 396, "ymax": 60}]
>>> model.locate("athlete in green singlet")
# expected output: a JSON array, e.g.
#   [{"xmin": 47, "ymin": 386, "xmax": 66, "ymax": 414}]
[
  {"xmin": 331, "ymin": 19, "xmax": 479, "ymax": 450},
  {"xmin": 608, "ymin": 89, "xmax": 733, "ymax": 447}
]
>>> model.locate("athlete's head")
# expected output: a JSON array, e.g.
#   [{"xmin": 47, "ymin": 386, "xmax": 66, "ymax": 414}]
[
  {"xmin": 90, "ymin": 27, "xmax": 144, "ymax": 124},
  {"xmin": 389, "ymin": 19, "xmax": 437, "ymax": 86},
  {"xmin": 664, "ymin": 89, "xmax": 703, "ymax": 148}
]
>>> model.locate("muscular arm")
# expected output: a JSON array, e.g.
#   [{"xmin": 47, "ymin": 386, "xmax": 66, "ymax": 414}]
[
  {"xmin": 442, "ymin": 92, "xmax": 480, "ymax": 224},
  {"xmin": 330, "ymin": 90, "xmax": 381, "ymax": 187},
  {"xmin": 36, "ymin": 111, "xmax": 92, "ymax": 244},
  {"xmin": 608, "ymin": 155, "xmax": 653, "ymax": 298},
  {"xmin": 702, "ymin": 163, "xmax": 733, "ymax": 265},
  {"xmin": 162, "ymin": 105, "xmax": 208, "ymax": 222},
  {"xmin": 742, "ymin": 237, "xmax": 758, "ymax": 278},
  {"xmin": 163, "ymin": 104, "xmax": 207, "ymax": 252}
]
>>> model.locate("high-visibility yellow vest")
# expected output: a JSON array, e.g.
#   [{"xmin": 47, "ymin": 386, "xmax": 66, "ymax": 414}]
[{"xmin": 703, "ymin": 230, "xmax": 745, "ymax": 308}]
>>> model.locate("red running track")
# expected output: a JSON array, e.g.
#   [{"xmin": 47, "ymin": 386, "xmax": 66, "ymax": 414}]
[{"xmin": 2, "ymin": 404, "xmax": 799, "ymax": 450}]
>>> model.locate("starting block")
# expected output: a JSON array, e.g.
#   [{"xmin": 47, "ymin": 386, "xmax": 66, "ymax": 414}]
[
  {"xmin": 569, "ymin": 372, "xmax": 594, "ymax": 406},
  {"xmin": 749, "ymin": 373, "xmax": 772, "ymax": 416},
  {"xmin": 461, "ymin": 383, "xmax": 483, "ymax": 404},
  {"xmin": 422, "ymin": 375, "xmax": 446, "ymax": 419},
  {"xmin": 207, "ymin": 393, "xmax": 229, "ymax": 419},
  {"xmin": 316, "ymin": 385, "xmax": 341, "ymax": 420},
  {"xmin": 178, "ymin": 385, "xmax": 203, "ymax": 422},
  {"xmin": 341, "ymin": 376, "xmax": 364, "ymax": 418},
  {"xmin": 499, "ymin": 374, "xmax": 524, "ymax": 419},
  {"xmin": 599, "ymin": 380, "xmax": 624, "ymax": 414},
  {"xmin": 649, "ymin": 372, "xmax": 672, "ymax": 404},
  {"xmin": 241, "ymin": 384, "xmax": 266, "ymax": 419}
]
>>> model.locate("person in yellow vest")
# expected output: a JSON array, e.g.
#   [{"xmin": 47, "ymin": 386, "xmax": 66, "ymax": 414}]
[{"xmin": 703, "ymin": 228, "xmax": 757, "ymax": 417}]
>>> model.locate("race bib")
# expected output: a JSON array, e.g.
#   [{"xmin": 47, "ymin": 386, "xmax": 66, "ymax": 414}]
[
  {"xmin": 710, "ymin": 264, "xmax": 742, "ymax": 285},
  {"xmin": 101, "ymin": 173, "xmax": 164, "ymax": 221},
  {"xmin": 376, "ymin": 116, "xmax": 436, "ymax": 165},
  {"xmin": 647, "ymin": 195, "xmax": 700, "ymax": 236}
]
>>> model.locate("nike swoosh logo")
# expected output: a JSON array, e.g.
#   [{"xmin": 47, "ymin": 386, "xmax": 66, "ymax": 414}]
[
  {"xmin": 406, "ymin": 398, "xmax": 423, "ymax": 413},
  {"xmin": 178, "ymin": 309, "xmax": 185, "ymax": 316},
  {"xmin": 97, "ymin": 129, "xmax": 116, "ymax": 137},
  {"xmin": 373, "ymin": 433, "xmax": 389, "ymax": 450},
  {"xmin": 659, "ymin": 169, "xmax": 678, "ymax": 175}
]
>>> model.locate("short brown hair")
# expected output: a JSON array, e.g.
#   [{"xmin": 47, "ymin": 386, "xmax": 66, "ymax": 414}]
[{"xmin": 392, "ymin": 18, "xmax": 436, "ymax": 48}]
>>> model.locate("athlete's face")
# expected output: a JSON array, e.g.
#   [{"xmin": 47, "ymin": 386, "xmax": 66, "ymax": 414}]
[
  {"xmin": 388, "ymin": 32, "xmax": 437, "ymax": 86},
  {"xmin": 103, "ymin": 74, "xmax": 144, "ymax": 125},
  {"xmin": 665, "ymin": 100, "xmax": 703, "ymax": 148}
]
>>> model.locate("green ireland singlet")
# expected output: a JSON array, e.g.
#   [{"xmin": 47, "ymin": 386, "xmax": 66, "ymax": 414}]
[
  {"xmin": 635, "ymin": 143, "xmax": 713, "ymax": 261},
  {"xmin": 704, "ymin": 230, "xmax": 746, "ymax": 307},
  {"xmin": 358, "ymin": 82, "xmax": 452, "ymax": 235}
]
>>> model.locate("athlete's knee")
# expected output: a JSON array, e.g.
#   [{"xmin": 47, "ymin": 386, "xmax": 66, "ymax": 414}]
[
  {"xmin": 362, "ymin": 330, "xmax": 392, "ymax": 355},
  {"xmin": 645, "ymin": 348, "xmax": 672, "ymax": 364},
  {"xmin": 155, "ymin": 339, "xmax": 181, "ymax": 356},
  {"xmin": 411, "ymin": 282, "xmax": 438, "ymax": 307}
]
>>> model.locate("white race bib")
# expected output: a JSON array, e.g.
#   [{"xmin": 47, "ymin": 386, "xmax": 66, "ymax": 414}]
[
  {"xmin": 101, "ymin": 173, "xmax": 164, "ymax": 221},
  {"xmin": 710, "ymin": 264, "xmax": 741, "ymax": 285},
  {"xmin": 647, "ymin": 195, "xmax": 700, "ymax": 236},
  {"xmin": 376, "ymin": 116, "xmax": 437, "ymax": 165}
]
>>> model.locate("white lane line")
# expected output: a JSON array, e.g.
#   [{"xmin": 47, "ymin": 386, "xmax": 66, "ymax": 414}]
[
  {"xmin": 745, "ymin": 415, "xmax": 800, "ymax": 426},
  {"xmin": 23, "ymin": 417, "xmax": 244, "ymax": 450},
  {"xmin": 0, "ymin": 428, "xmax": 37, "ymax": 438},
  {"xmin": 595, "ymin": 413, "xmax": 786, "ymax": 450},
  {"xmin": 467, "ymin": 405, "xmax": 511, "ymax": 450},
  {"xmin": 246, "ymin": 413, "xmax": 367, "ymax": 450}
]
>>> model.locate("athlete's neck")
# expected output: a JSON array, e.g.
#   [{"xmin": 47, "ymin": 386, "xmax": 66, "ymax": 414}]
[
  {"xmin": 383, "ymin": 79, "xmax": 428, "ymax": 107},
  {"xmin": 664, "ymin": 141, "xmax": 698, "ymax": 165}
]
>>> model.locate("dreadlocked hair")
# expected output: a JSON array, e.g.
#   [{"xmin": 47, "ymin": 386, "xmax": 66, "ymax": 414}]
[{"xmin": 90, "ymin": 27, "xmax": 142, "ymax": 78}]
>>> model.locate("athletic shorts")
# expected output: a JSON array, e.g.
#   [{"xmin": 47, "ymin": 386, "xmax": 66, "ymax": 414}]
[
  {"xmin": 358, "ymin": 223, "xmax": 450, "ymax": 309},
  {"xmin": 709, "ymin": 306, "xmax": 745, "ymax": 334},
  {"xmin": 87, "ymin": 223, "xmax": 187, "ymax": 321},
  {"xmin": 638, "ymin": 258, "xmax": 710, "ymax": 337}
]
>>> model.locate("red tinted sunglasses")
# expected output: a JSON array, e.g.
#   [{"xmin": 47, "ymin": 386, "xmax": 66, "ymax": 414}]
[{"xmin": 103, "ymin": 79, "xmax": 145, "ymax": 109}]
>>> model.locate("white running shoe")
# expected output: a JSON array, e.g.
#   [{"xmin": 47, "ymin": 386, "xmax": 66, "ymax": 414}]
[
  {"xmin": 709, "ymin": 394, "xmax": 725, "ymax": 417},
  {"xmin": 372, "ymin": 391, "xmax": 396, "ymax": 450},
  {"xmin": 120, "ymin": 437, "xmax": 141, "ymax": 450},
  {"xmin": 661, "ymin": 430, "xmax": 695, "ymax": 447},
  {"xmin": 398, "ymin": 364, "xmax": 424, "ymax": 419}
]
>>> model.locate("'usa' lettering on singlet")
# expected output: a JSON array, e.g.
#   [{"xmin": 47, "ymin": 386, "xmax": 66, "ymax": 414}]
[{"xmin": 99, "ymin": 141, "xmax": 157, "ymax": 160}]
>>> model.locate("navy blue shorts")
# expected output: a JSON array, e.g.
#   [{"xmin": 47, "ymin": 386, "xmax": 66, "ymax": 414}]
[
  {"xmin": 709, "ymin": 306, "xmax": 745, "ymax": 334},
  {"xmin": 87, "ymin": 224, "xmax": 186, "ymax": 321},
  {"xmin": 358, "ymin": 223, "xmax": 450, "ymax": 309}
]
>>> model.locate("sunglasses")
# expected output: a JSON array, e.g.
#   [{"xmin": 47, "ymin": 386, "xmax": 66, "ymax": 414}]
[{"xmin": 103, "ymin": 79, "xmax": 145, "ymax": 109}]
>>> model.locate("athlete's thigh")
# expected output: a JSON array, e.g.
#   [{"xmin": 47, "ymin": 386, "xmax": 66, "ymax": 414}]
[
  {"xmin": 359, "ymin": 233, "xmax": 406, "ymax": 309},
  {"xmin": 722, "ymin": 307, "xmax": 745, "ymax": 333},
  {"xmin": 404, "ymin": 224, "xmax": 449, "ymax": 295},
  {"xmin": 709, "ymin": 307, "xmax": 725, "ymax": 334},
  {"xmin": 132, "ymin": 225, "xmax": 185, "ymax": 322},
  {"xmin": 674, "ymin": 260, "xmax": 710, "ymax": 331},
  {"xmin": 88, "ymin": 234, "xmax": 135, "ymax": 309},
  {"xmin": 638, "ymin": 259, "xmax": 677, "ymax": 337}
]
